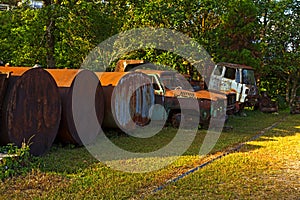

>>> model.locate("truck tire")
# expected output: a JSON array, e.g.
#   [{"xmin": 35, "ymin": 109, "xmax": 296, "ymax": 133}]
[{"xmin": 171, "ymin": 113, "xmax": 181, "ymax": 128}]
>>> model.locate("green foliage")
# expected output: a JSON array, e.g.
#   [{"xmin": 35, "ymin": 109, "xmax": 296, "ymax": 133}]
[
  {"xmin": 0, "ymin": 8, "xmax": 44, "ymax": 65},
  {"xmin": 0, "ymin": 1, "xmax": 120, "ymax": 68},
  {"xmin": 212, "ymin": 0, "xmax": 261, "ymax": 68},
  {"xmin": 0, "ymin": 143, "xmax": 35, "ymax": 180},
  {"xmin": 258, "ymin": 0, "xmax": 299, "ymax": 103},
  {"xmin": 0, "ymin": 0, "xmax": 298, "ymax": 105}
]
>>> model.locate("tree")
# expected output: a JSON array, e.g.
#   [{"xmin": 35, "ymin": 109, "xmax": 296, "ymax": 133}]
[
  {"xmin": 211, "ymin": 0, "xmax": 261, "ymax": 68},
  {"xmin": 0, "ymin": 0, "xmax": 120, "ymax": 68},
  {"xmin": 258, "ymin": 0, "xmax": 300, "ymax": 106}
]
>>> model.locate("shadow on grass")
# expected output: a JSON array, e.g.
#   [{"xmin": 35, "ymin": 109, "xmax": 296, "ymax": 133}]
[
  {"xmin": 38, "ymin": 144, "xmax": 99, "ymax": 174},
  {"xmin": 37, "ymin": 110, "xmax": 299, "ymax": 175},
  {"xmin": 231, "ymin": 113, "xmax": 299, "ymax": 154},
  {"xmin": 237, "ymin": 144, "xmax": 264, "ymax": 152}
]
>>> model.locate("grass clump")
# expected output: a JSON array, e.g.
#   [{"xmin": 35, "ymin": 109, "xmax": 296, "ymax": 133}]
[{"xmin": 0, "ymin": 142, "xmax": 35, "ymax": 180}]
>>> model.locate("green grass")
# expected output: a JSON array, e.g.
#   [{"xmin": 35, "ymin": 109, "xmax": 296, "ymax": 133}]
[
  {"xmin": 0, "ymin": 109, "xmax": 298, "ymax": 199},
  {"xmin": 146, "ymin": 112, "xmax": 300, "ymax": 199}
]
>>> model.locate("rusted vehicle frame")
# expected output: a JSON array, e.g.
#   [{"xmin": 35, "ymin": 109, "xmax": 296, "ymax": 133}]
[
  {"xmin": 135, "ymin": 69, "xmax": 226, "ymax": 129},
  {"xmin": 290, "ymin": 96, "xmax": 300, "ymax": 114},
  {"xmin": 115, "ymin": 60, "xmax": 228, "ymax": 128}
]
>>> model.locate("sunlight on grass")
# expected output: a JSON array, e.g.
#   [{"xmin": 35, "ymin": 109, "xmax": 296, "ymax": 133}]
[
  {"xmin": 0, "ymin": 110, "xmax": 298, "ymax": 199},
  {"xmin": 146, "ymin": 114, "xmax": 300, "ymax": 200}
]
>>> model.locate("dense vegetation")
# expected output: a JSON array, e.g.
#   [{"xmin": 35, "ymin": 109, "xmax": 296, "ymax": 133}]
[{"xmin": 0, "ymin": 0, "xmax": 299, "ymax": 105}]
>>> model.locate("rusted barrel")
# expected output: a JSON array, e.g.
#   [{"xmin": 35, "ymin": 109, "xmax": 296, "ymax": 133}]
[
  {"xmin": 0, "ymin": 72, "xmax": 9, "ymax": 107},
  {"xmin": 46, "ymin": 69, "xmax": 104, "ymax": 145},
  {"xmin": 95, "ymin": 72, "xmax": 155, "ymax": 131},
  {"xmin": 0, "ymin": 67, "xmax": 61, "ymax": 156}
]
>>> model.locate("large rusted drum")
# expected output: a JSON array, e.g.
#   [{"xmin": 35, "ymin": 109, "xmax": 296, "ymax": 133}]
[
  {"xmin": 0, "ymin": 72, "xmax": 9, "ymax": 107},
  {"xmin": 0, "ymin": 67, "xmax": 61, "ymax": 156},
  {"xmin": 95, "ymin": 72, "xmax": 155, "ymax": 131},
  {"xmin": 46, "ymin": 69, "xmax": 104, "ymax": 145}
]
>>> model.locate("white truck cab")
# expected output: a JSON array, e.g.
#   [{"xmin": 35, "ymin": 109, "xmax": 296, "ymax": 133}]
[{"xmin": 209, "ymin": 62, "xmax": 259, "ymax": 110}]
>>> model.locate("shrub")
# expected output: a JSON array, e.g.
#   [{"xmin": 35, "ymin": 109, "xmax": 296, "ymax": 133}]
[{"xmin": 0, "ymin": 142, "xmax": 36, "ymax": 180}]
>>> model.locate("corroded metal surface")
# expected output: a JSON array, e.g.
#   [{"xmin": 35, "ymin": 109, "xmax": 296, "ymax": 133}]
[
  {"xmin": 217, "ymin": 62, "xmax": 254, "ymax": 70},
  {"xmin": 134, "ymin": 69, "xmax": 224, "ymax": 128},
  {"xmin": 115, "ymin": 60, "xmax": 145, "ymax": 72},
  {"xmin": 46, "ymin": 69, "xmax": 104, "ymax": 145},
  {"xmin": 0, "ymin": 67, "xmax": 61, "ymax": 156},
  {"xmin": 290, "ymin": 96, "xmax": 300, "ymax": 114},
  {"xmin": 95, "ymin": 72, "xmax": 155, "ymax": 130},
  {"xmin": 258, "ymin": 91, "xmax": 278, "ymax": 113},
  {"xmin": 0, "ymin": 73, "xmax": 9, "ymax": 109},
  {"xmin": 0, "ymin": 66, "xmax": 30, "ymax": 76}
]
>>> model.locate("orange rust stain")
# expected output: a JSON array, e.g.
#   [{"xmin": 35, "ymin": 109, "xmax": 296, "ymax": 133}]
[
  {"xmin": 0, "ymin": 66, "xmax": 31, "ymax": 76},
  {"xmin": 45, "ymin": 69, "xmax": 80, "ymax": 87},
  {"xmin": 95, "ymin": 72, "xmax": 130, "ymax": 86}
]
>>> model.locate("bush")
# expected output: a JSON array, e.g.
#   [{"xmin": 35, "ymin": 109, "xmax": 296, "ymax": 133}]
[{"xmin": 0, "ymin": 142, "xmax": 36, "ymax": 180}]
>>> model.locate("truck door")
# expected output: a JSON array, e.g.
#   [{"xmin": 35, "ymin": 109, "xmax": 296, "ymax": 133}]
[
  {"xmin": 233, "ymin": 68, "xmax": 243, "ymax": 102},
  {"xmin": 222, "ymin": 67, "xmax": 243, "ymax": 102},
  {"xmin": 209, "ymin": 65, "xmax": 224, "ymax": 91},
  {"xmin": 148, "ymin": 74, "xmax": 168, "ymax": 121}
]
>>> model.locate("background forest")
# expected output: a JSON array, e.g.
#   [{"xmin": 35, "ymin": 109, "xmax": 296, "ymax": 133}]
[{"xmin": 0, "ymin": 0, "xmax": 299, "ymax": 107}]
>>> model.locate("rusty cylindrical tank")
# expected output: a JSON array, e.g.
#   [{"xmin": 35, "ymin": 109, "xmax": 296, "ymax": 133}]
[
  {"xmin": 46, "ymin": 69, "xmax": 104, "ymax": 145},
  {"xmin": 0, "ymin": 67, "xmax": 61, "ymax": 156},
  {"xmin": 95, "ymin": 72, "xmax": 155, "ymax": 131}
]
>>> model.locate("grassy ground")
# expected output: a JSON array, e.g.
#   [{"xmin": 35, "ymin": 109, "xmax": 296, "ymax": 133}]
[
  {"xmin": 0, "ymin": 109, "xmax": 299, "ymax": 199},
  {"xmin": 146, "ymin": 112, "xmax": 300, "ymax": 199}
]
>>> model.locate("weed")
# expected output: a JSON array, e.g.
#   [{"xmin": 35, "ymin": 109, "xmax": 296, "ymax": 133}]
[{"xmin": 0, "ymin": 142, "xmax": 36, "ymax": 180}]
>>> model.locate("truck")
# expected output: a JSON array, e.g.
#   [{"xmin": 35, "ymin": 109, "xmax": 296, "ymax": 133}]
[
  {"xmin": 115, "ymin": 60, "xmax": 233, "ymax": 128},
  {"xmin": 209, "ymin": 62, "xmax": 278, "ymax": 114}
]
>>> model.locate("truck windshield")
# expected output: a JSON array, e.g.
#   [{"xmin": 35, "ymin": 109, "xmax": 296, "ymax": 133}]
[
  {"xmin": 242, "ymin": 69, "xmax": 256, "ymax": 85},
  {"xmin": 160, "ymin": 73, "xmax": 193, "ymax": 91}
]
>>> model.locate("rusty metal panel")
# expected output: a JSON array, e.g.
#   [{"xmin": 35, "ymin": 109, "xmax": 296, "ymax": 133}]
[
  {"xmin": 46, "ymin": 69, "xmax": 105, "ymax": 145},
  {"xmin": 96, "ymin": 72, "xmax": 155, "ymax": 130},
  {"xmin": 0, "ymin": 73, "xmax": 9, "ymax": 108},
  {"xmin": 0, "ymin": 67, "xmax": 61, "ymax": 156},
  {"xmin": 0, "ymin": 66, "xmax": 31, "ymax": 76},
  {"xmin": 217, "ymin": 62, "xmax": 254, "ymax": 70},
  {"xmin": 115, "ymin": 60, "xmax": 146, "ymax": 72},
  {"xmin": 46, "ymin": 68, "xmax": 80, "ymax": 87}
]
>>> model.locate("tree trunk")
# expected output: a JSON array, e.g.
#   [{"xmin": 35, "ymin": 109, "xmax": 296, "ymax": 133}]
[
  {"xmin": 43, "ymin": 0, "xmax": 57, "ymax": 68},
  {"xmin": 46, "ymin": 19, "xmax": 56, "ymax": 68},
  {"xmin": 289, "ymin": 70, "xmax": 300, "ymax": 106},
  {"xmin": 286, "ymin": 73, "xmax": 291, "ymax": 104}
]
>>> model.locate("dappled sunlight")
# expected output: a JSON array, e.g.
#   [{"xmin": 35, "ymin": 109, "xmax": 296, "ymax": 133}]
[
  {"xmin": 294, "ymin": 126, "xmax": 300, "ymax": 129},
  {"xmin": 272, "ymin": 128, "xmax": 292, "ymax": 134}
]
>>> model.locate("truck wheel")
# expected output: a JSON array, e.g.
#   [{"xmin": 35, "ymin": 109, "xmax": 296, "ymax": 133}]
[
  {"xmin": 201, "ymin": 123, "xmax": 209, "ymax": 130},
  {"xmin": 171, "ymin": 113, "xmax": 181, "ymax": 128}
]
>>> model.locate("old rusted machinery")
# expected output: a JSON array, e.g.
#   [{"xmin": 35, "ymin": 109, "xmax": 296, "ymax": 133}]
[
  {"xmin": 209, "ymin": 62, "xmax": 278, "ymax": 114},
  {"xmin": 46, "ymin": 69, "xmax": 104, "ymax": 145},
  {"xmin": 0, "ymin": 67, "xmax": 61, "ymax": 156},
  {"xmin": 114, "ymin": 60, "xmax": 229, "ymax": 129},
  {"xmin": 95, "ymin": 72, "xmax": 155, "ymax": 131},
  {"xmin": 290, "ymin": 96, "xmax": 300, "ymax": 114},
  {"xmin": 257, "ymin": 91, "xmax": 278, "ymax": 113}
]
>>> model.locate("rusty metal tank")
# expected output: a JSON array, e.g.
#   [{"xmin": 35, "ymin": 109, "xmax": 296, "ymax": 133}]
[
  {"xmin": 0, "ymin": 66, "xmax": 61, "ymax": 156},
  {"xmin": 46, "ymin": 69, "xmax": 104, "ymax": 145},
  {"xmin": 95, "ymin": 72, "xmax": 155, "ymax": 131}
]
